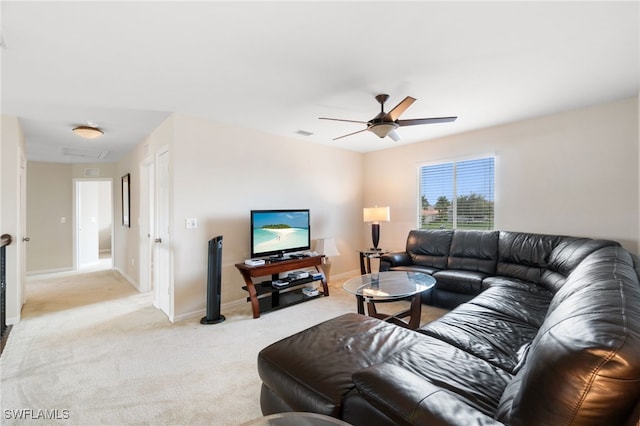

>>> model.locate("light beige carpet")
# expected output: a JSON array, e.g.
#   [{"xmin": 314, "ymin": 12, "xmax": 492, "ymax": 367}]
[{"xmin": 1, "ymin": 268, "xmax": 447, "ymax": 425}]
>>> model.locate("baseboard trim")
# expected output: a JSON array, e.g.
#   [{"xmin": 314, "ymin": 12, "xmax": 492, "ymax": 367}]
[
  {"xmin": 6, "ymin": 315, "xmax": 20, "ymax": 325},
  {"xmin": 222, "ymin": 298, "xmax": 246, "ymax": 312},
  {"xmin": 26, "ymin": 267, "xmax": 74, "ymax": 276},
  {"xmin": 173, "ymin": 309, "xmax": 204, "ymax": 323},
  {"xmin": 171, "ymin": 269, "xmax": 360, "ymax": 323},
  {"xmin": 173, "ymin": 298, "xmax": 246, "ymax": 323},
  {"xmin": 330, "ymin": 269, "xmax": 360, "ymax": 280},
  {"xmin": 114, "ymin": 268, "xmax": 140, "ymax": 291}
]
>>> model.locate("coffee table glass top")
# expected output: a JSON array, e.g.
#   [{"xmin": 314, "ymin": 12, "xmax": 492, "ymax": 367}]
[
  {"xmin": 241, "ymin": 412, "xmax": 351, "ymax": 425},
  {"xmin": 343, "ymin": 271, "xmax": 436, "ymax": 300}
]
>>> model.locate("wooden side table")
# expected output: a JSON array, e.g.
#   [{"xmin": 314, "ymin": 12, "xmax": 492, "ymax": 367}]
[{"xmin": 358, "ymin": 249, "xmax": 390, "ymax": 274}]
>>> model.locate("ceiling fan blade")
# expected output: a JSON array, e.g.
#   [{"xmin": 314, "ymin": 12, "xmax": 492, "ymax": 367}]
[
  {"xmin": 333, "ymin": 128, "xmax": 368, "ymax": 141},
  {"xmin": 388, "ymin": 129, "xmax": 401, "ymax": 141},
  {"xmin": 319, "ymin": 117, "xmax": 369, "ymax": 124},
  {"xmin": 397, "ymin": 116, "xmax": 457, "ymax": 126},
  {"xmin": 386, "ymin": 96, "xmax": 416, "ymax": 121}
]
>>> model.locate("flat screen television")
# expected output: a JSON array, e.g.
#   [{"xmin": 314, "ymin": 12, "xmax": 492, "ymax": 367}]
[{"xmin": 250, "ymin": 209, "xmax": 310, "ymax": 258}]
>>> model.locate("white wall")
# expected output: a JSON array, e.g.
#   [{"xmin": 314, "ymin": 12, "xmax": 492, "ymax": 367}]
[
  {"xmin": 114, "ymin": 116, "xmax": 175, "ymax": 287},
  {"xmin": 116, "ymin": 113, "xmax": 364, "ymax": 321},
  {"xmin": 364, "ymin": 97, "xmax": 640, "ymax": 253},
  {"xmin": 26, "ymin": 162, "xmax": 116, "ymax": 274}
]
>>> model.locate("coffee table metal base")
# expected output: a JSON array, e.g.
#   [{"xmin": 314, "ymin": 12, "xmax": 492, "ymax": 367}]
[{"xmin": 355, "ymin": 293, "xmax": 423, "ymax": 329}]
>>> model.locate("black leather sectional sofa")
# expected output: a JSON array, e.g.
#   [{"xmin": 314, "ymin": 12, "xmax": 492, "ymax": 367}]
[{"xmin": 257, "ymin": 230, "xmax": 640, "ymax": 425}]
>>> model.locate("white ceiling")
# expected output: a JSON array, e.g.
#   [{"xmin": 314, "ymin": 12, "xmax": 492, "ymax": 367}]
[{"xmin": 1, "ymin": 1, "xmax": 638, "ymax": 163}]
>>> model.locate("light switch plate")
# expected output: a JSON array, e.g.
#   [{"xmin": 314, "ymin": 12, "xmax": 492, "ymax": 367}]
[{"xmin": 186, "ymin": 218, "xmax": 197, "ymax": 229}]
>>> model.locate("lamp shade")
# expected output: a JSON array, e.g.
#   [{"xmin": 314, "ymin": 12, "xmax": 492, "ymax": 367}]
[
  {"xmin": 315, "ymin": 238, "xmax": 340, "ymax": 257},
  {"xmin": 363, "ymin": 206, "xmax": 390, "ymax": 223}
]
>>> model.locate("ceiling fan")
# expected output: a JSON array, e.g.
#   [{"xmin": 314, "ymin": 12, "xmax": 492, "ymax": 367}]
[{"xmin": 319, "ymin": 94, "xmax": 457, "ymax": 141}]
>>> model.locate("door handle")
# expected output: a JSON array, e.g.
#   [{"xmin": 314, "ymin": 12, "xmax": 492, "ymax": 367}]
[
  {"xmin": 155, "ymin": 238, "xmax": 162, "ymax": 243},
  {"xmin": 23, "ymin": 237, "xmax": 30, "ymax": 242}
]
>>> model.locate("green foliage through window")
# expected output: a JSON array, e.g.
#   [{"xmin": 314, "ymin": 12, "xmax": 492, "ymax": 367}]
[{"xmin": 419, "ymin": 157, "xmax": 495, "ymax": 230}]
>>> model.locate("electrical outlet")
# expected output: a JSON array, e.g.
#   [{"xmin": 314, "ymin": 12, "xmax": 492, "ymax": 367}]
[
  {"xmin": 186, "ymin": 218, "xmax": 197, "ymax": 229},
  {"xmin": 60, "ymin": 217, "xmax": 66, "ymax": 223}
]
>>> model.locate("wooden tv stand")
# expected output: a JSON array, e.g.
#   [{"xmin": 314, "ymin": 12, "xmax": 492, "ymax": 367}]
[{"xmin": 235, "ymin": 256, "xmax": 328, "ymax": 318}]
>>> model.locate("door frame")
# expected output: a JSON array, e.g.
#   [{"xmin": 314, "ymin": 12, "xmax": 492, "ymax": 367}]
[
  {"xmin": 139, "ymin": 156, "xmax": 154, "ymax": 295},
  {"xmin": 73, "ymin": 178, "xmax": 114, "ymax": 271}
]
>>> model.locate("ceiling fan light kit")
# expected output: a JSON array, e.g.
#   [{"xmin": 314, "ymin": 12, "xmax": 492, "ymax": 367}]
[
  {"xmin": 369, "ymin": 122, "xmax": 398, "ymax": 138},
  {"xmin": 320, "ymin": 93, "xmax": 457, "ymax": 141},
  {"xmin": 72, "ymin": 125, "xmax": 104, "ymax": 139}
]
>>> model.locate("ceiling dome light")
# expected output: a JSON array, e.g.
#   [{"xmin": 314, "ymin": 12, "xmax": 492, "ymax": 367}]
[{"xmin": 72, "ymin": 125, "xmax": 103, "ymax": 139}]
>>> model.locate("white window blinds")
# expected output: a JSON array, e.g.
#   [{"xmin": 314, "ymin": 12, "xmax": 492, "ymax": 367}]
[{"xmin": 419, "ymin": 157, "xmax": 495, "ymax": 230}]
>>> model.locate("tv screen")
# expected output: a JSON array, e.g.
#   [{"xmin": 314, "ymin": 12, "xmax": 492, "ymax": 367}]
[{"xmin": 251, "ymin": 209, "xmax": 310, "ymax": 258}]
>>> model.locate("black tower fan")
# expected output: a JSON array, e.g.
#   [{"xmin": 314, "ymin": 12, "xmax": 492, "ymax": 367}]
[{"xmin": 201, "ymin": 235, "xmax": 225, "ymax": 324}]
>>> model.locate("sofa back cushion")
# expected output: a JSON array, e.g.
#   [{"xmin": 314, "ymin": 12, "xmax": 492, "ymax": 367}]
[
  {"xmin": 495, "ymin": 231, "xmax": 561, "ymax": 283},
  {"xmin": 406, "ymin": 230, "xmax": 454, "ymax": 270},
  {"xmin": 496, "ymin": 246, "xmax": 640, "ymax": 425},
  {"xmin": 447, "ymin": 230, "xmax": 499, "ymax": 274},
  {"xmin": 540, "ymin": 237, "xmax": 620, "ymax": 293}
]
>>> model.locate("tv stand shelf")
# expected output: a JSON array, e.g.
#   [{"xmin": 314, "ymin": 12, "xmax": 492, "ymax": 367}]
[{"xmin": 235, "ymin": 256, "xmax": 328, "ymax": 318}]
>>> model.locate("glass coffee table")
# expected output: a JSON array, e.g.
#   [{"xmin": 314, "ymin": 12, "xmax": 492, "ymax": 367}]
[
  {"xmin": 241, "ymin": 412, "xmax": 351, "ymax": 425},
  {"xmin": 343, "ymin": 271, "xmax": 436, "ymax": 329}
]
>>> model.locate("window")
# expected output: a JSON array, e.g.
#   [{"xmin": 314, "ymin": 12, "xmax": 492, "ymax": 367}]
[{"xmin": 418, "ymin": 157, "xmax": 495, "ymax": 230}]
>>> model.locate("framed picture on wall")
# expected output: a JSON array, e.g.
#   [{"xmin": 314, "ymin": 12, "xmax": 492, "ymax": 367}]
[{"xmin": 122, "ymin": 173, "xmax": 130, "ymax": 227}]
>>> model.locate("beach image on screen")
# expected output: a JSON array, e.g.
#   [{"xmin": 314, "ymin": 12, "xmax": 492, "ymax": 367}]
[{"xmin": 252, "ymin": 211, "xmax": 309, "ymax": 254}]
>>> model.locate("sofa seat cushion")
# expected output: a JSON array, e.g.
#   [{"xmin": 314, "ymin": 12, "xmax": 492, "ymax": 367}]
[
  {"xmin": 477, "ymin": 277, "xmax": 553, "ymax": 328},
  {"xmin": 257, "ymin": 313, "xmax": 418, "ymax": 417},
  {"xmin": 418, "ymin": 301, "xmax": 542, "ymax": 374},
  {"xmin": 432, "ymin": 269, "xmax": 487, "ymax": 294},
  {"xmin": 431, "ymin": 289, "xmax": 476, "ymax": 309},
  {"xmin": 389, "ymin": 265, "xmax": 441, "ymax": 275},
  {"xmin": 384, "ymin": 336, "xmax": 513, "ymax": 417}
]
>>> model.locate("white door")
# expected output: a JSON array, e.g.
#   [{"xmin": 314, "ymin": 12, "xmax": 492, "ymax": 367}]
[
  {"xmin": 76, "ymin": 181, "xmax": 100, "ymax": 268},
  {"xmin": 154, "ymin": 148, "xmax": 171, "ymax": 317}
]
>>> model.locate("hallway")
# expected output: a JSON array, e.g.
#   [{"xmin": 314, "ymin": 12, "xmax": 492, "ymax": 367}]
[{"xmin": 23, "ymin": 262, "xmax": 137, "ymax": 319}]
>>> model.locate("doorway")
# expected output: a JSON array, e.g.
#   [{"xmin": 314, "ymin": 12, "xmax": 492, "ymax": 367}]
[{"xmin": 74, "ymin": 180, "xmax": 113, "ymax": 270}]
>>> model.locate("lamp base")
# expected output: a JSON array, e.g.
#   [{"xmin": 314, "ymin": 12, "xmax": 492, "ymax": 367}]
[
  {"xmin": 371, "ymin": 223, "xmax": 380, "ymax": 251},
  {"xmin": 322, "ymin": 260, "xmax": 332, "ymax": 283}
]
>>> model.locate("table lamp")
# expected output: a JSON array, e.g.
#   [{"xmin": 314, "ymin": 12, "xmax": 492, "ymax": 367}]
[
  {"xmin": 315, "ymin": 238, "xmax": 340, "ymax": 283},
  {"xmin": 363, "ymin": 206, "xmax": 390, "ymax": 251}
]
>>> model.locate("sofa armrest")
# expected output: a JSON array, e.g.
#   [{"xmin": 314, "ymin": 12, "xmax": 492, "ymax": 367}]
[
  {"xmin": 380, "ymin": 252, "xmax": 412, "ymax": 270},
  {"xmin": 352, "ymin": 364, "xmax": 502, "ymax": 426}
]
